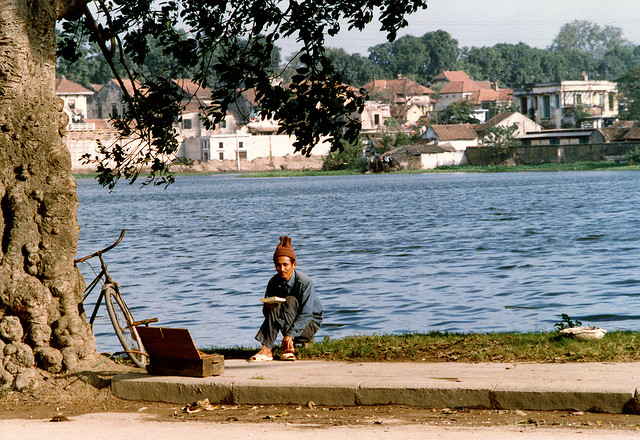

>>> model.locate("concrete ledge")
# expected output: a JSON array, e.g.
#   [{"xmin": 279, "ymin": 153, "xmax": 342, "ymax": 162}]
[
  {"xmin": 110, "ymin": 360, "xmax": 640, "ymax": 413},
  {"xmin": 111, "ymin": 373, "xmax": 234, "ymax": 404},
  {"xmin": 491, "ymin": 390, "xmax": 633, "ymax": 413},
  {"xmin": 356, "ymin": 386, "xmax": 492, "ymax": 408},
  {"xmin": 234, "ymin": 384, "xmax": 357, "ymax": 406}
]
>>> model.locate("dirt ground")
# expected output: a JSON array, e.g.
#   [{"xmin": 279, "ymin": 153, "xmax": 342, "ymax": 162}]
[{"xmin": 2, "ymin": 357, "xmax": 640, "ymax": 432}]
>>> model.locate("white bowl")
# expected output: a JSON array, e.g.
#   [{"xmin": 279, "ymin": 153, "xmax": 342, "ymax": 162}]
[{"xmin": 559, "ymin": 326, "xmax": 606, "ymax": 340}]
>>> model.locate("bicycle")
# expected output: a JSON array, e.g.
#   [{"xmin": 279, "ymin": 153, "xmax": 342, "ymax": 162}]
[{"xmin": 75, "ymin": 229, "xmax": 157, "ymax": 368}]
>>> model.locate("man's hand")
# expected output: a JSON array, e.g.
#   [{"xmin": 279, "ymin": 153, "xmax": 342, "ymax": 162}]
[{"xmin": 282, "ymin": 335, "xmax": 294, "ymax": 353}]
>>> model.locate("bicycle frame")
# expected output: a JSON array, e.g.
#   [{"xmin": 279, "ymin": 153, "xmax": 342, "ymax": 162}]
[
  {"xmin": 75, "ymin": 229, "xmax": 157, "ymax": 368},
  {"xmin": 76, "ymin": 230, "xmax": 124, "ymax": 330}
]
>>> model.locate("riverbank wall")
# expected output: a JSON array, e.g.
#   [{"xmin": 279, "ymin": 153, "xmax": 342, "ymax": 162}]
[{"xmin": 466, "ymin": 142, "xmax": 640, "ymax": 166}]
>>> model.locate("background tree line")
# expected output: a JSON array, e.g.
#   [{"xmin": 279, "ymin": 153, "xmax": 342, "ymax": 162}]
[{"xmin": 59, "ymin": 20, "xmax": 640, "ymax": 96}]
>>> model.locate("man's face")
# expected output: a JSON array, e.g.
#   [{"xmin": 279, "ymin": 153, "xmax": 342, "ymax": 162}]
[{"xmin": 274, "ymin": 256, "xmax": 296, "ymax": 281}]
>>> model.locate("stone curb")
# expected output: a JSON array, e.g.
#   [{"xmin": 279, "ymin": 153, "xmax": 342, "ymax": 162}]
[{"xmin": 111, "ymin": 373, "xmax": 636, "ymax": 413}]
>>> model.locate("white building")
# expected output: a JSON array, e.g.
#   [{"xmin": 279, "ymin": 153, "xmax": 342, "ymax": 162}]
[
  {"xmin": 513, "ymin": 77, "xmax": 618, "ymax": 129},
  {"xmin": 359, "ymin": 101, "xmax": 392, "ymax": 133},
  {"xmin": 65, "ymin": 78, "xmax": 332, "ymax": 170},
  {"xmin": 55, "ymin": 76, "xmax": 94, "ymax": 123},
  {"xmin": 478, "ymin": 111, "xmax": 543, "ymax": 138},
  {"xmin": 423, "ymin": 124, "xmax": 479, "ymax": 151}
]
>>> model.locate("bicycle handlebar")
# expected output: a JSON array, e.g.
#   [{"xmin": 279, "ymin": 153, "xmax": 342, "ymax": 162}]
[{"xmin": 74, "ymin": 229, "xmax": 126, "ymax": 264}]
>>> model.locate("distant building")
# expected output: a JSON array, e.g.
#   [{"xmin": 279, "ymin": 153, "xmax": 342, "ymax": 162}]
[
  {"xmin": 383, "ymin": 142, "xmax": 464, "ymax": 170},
  {"xmin": 430, "ymin": 70, "xmax": 478, "ymax": 91},
  {"xmin": 87, "ymin": 78, "xmax": 141, "ymax": 119},
  {"xmin": 362, "ymin": 76, "xmax": 434, "ymax": 125},
  {"xmin": 589, "ymin": 121, "xmax": 640, "ymax": 143},
  {"xmin": 360, "ymin": 101, "xmax": 392, "ymax": 133},
  {"xmin": 423, "ymin": 124, "xmax": 479, "ymax": 150},
  {"xmin": 519, "ymin": 128, "xmax": 594, "ymax": 146},
  {"xmin": 476, "ymin": 111, "xmax": 543, "ymax": 138},
  {"xmin": 430, "ymin": 70, "xmax": 513, "ymax": 122},
  {"xmin": 55, "ymin": 76, "xmax": 94, "ymax": 123},
  {"xmin": 513, "ymin": 76, "xmax": 618, "ymax": 129}
]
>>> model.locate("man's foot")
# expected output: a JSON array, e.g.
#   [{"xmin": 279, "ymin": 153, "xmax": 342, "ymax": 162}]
[
  {"xmin": 248, "ymin": 346, "xmax": 273, "ymax": 362},
  {"xmin": 280, "ymin": 352, "xmax": 296, "ymax": 361}
]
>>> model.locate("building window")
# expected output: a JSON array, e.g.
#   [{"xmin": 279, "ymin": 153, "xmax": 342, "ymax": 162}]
[
  {"xmin": 609, "ymin": 93, "xmax": 615, "ymax": 111},
  {"xmin": 239, "ymin": 142, "xmax": 244, "ymax": 149},
  {"xmin": 554, "ymin": 95, "xmax": 559, "ymax": 108},
  {"xmin": 97, "ymin": 104, "xmax": 103, "ymax": 119},
  {"xmin": 201, "ymin": 139, "xmax": 210, "ymax": 162},
  {"xmin": 183, "ymin": 118, "xmax": 192, "ymax": 129},
  {"xmin": 542, "ymin": 96, "xmax": 551, "ymax": 119},
  {"xmin": 238, "ymin": 151, "xmax": 247, "ymax": 160},
  {"xmin": 374, "ymin": 114, "xmax": 380, "ymax": 125},
  {"xmin": 219, "ymin": 119, "xmax": 226, "ymax": 128},
  {"xmin": 576, "ymin": 94, "xmax": 582, "ymax": 105},
  {"xmin": 111, "ymin": 104, "xmax": 119, "ymax": 118},
  {"xmin": 219, "ymin": 152, "xmax": 224, "ymax": 160},
  {"xmin": 219, "ymin": 142, "xmax": 224, "ymax": 149}
]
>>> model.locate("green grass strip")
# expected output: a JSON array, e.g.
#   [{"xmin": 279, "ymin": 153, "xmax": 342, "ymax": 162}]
[{"xmin": 201, "ymin": 331, "xmax": 640, "ymax": 363}]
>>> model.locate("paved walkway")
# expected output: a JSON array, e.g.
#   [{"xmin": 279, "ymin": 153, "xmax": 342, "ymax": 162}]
[{"xmin": 111, "ymin": 360, "xmax": 640, "ymax": 413}]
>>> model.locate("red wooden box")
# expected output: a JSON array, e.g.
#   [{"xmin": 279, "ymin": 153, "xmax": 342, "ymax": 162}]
[{"xmin": 136, "ymin": 326, "xmax": 224, "ymax": 377}]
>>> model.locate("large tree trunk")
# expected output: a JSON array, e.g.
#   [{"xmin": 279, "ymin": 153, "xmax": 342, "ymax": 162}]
[{"xmin": 0, "ymin": 0, "xmax": 95, "ymax": 391}]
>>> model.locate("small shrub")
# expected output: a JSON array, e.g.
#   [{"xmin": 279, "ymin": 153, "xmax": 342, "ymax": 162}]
[
  {"xmin": 627, "ymin": 148, "xmax": 640, "ymax": 165},
  {"xmin": 554, "ymin": 313, "xmax": 582, "ymax": 331},
  {"xmin": 322, "ymin": 141, "xmax": 367, "ymax": 171}
]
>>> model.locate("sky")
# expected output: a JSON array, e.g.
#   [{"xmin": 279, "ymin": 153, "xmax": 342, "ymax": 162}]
[{"xmin": 277, "ymin": 0, "xmax": 640, "ymax": 57}]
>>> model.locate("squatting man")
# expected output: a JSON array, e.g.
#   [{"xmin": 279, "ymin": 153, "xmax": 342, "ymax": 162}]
[{"xmin": 250, "ymin": 236, "xmax": 323, "ymax": 361}]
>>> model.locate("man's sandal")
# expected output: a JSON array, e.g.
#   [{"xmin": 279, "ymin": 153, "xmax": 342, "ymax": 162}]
[
  {"xmin": 280, "ymin": 352, "xmax": 296, "ymax": 361},
  {"xmin": 248, "ymin": 353, "xmax": 273, "ymax": 362}
]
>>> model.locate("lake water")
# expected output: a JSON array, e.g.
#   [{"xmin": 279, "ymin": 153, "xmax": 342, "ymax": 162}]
[{"xmin": 76, "ymin": 171, "xmax": 640, "ymax": 352}]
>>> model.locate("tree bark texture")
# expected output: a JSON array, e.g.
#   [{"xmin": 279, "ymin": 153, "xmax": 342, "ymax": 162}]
[{"xmin": 0, "ymin": 0, "xmax": 95, "ymax": 391}]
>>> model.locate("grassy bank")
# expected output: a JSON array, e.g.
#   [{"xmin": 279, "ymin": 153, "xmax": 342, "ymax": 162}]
[
  {"xmin": 435, "ymin": 162, "xmax": 640, "ymax": 173},
  {"xmin": 72, "ymin": 161, "xmax": 640, "ymax": 181},
  {"xmin": 230, "ymin": 161, "xmax": 640, "ymax": 177},
  {"xmin": 202, "ymin": 331, "xmax": 640, "ymax": 363}
]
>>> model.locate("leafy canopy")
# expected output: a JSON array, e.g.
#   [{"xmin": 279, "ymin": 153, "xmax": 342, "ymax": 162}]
[
  {"xmin": 58, "ymin": 0, "xmax": 427, "ymax": 188},
  {"xmin": 617, "ymin": 68, "xmax": 640, "ymax": 121},
  {"xmin": 551, "ymin": 20, "xmax": 630, "ymax": 60},
  {"xmin": 438, "ymin": 100, "xmax": 479, "ymax": 125}
]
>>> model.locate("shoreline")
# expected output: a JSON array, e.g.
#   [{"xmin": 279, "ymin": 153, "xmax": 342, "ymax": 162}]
[{"xmin": 72, "ymin": 161, "xmax": 640, "ymax": 180}]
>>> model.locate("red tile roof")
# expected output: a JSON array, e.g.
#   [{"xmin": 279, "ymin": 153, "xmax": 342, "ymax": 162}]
[
  {"xmin": 431, "ymin": 71, "xmax": 474, "ymax": 83},
  {"xmin": 363, "ymin": 77, "xmax": 434, "ymax": 97},
  {"xmin": 181, "ymin": 99, "xmax": 207, "ymax": 113},
  {"xmin": 439, "ymin": 80, "xmax": 480, "ymax": 94},
  {"xmin": 466, "ymin": 88, "xmax": 500, "ymax": 104},
  {"xmin": 498, "ymin": 89, "xmax": 513, "ymax": 100},
  {"xmin": 430, "ymin": 124, "xmax": 478, "ymax": 140},
  {"xmin": 624, "ymin": 127, "xmax": 640, "ymax": 140},
  {"xmin": 55, "ymin": 77, "xmax": 93, "ymax": 95},
  {"xmin": 109, "ymin": 78, "xmax": 143, "ymax": 96},
  {"xmin": 474, "ymin": 80, "xmax": 493, "ymax": 89},
  {"xmin": 173, "ymin": 79, "xmax": 213, "ymax": 101}
]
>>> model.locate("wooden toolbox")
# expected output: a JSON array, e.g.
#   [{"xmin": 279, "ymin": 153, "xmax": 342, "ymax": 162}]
[{"xmin": 135, "ymin": 326, "xmax": 224, "ymax": 377}]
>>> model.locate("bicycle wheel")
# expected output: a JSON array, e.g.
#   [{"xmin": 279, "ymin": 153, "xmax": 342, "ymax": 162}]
[{"xmin": 103, "ymin": 284, "xmax": 147, "ymax": 368}]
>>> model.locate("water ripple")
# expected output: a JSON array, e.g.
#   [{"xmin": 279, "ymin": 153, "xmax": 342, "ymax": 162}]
[{"xmin": 76, "ymin": 171, "xmax": 640, "ymax": 351}]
